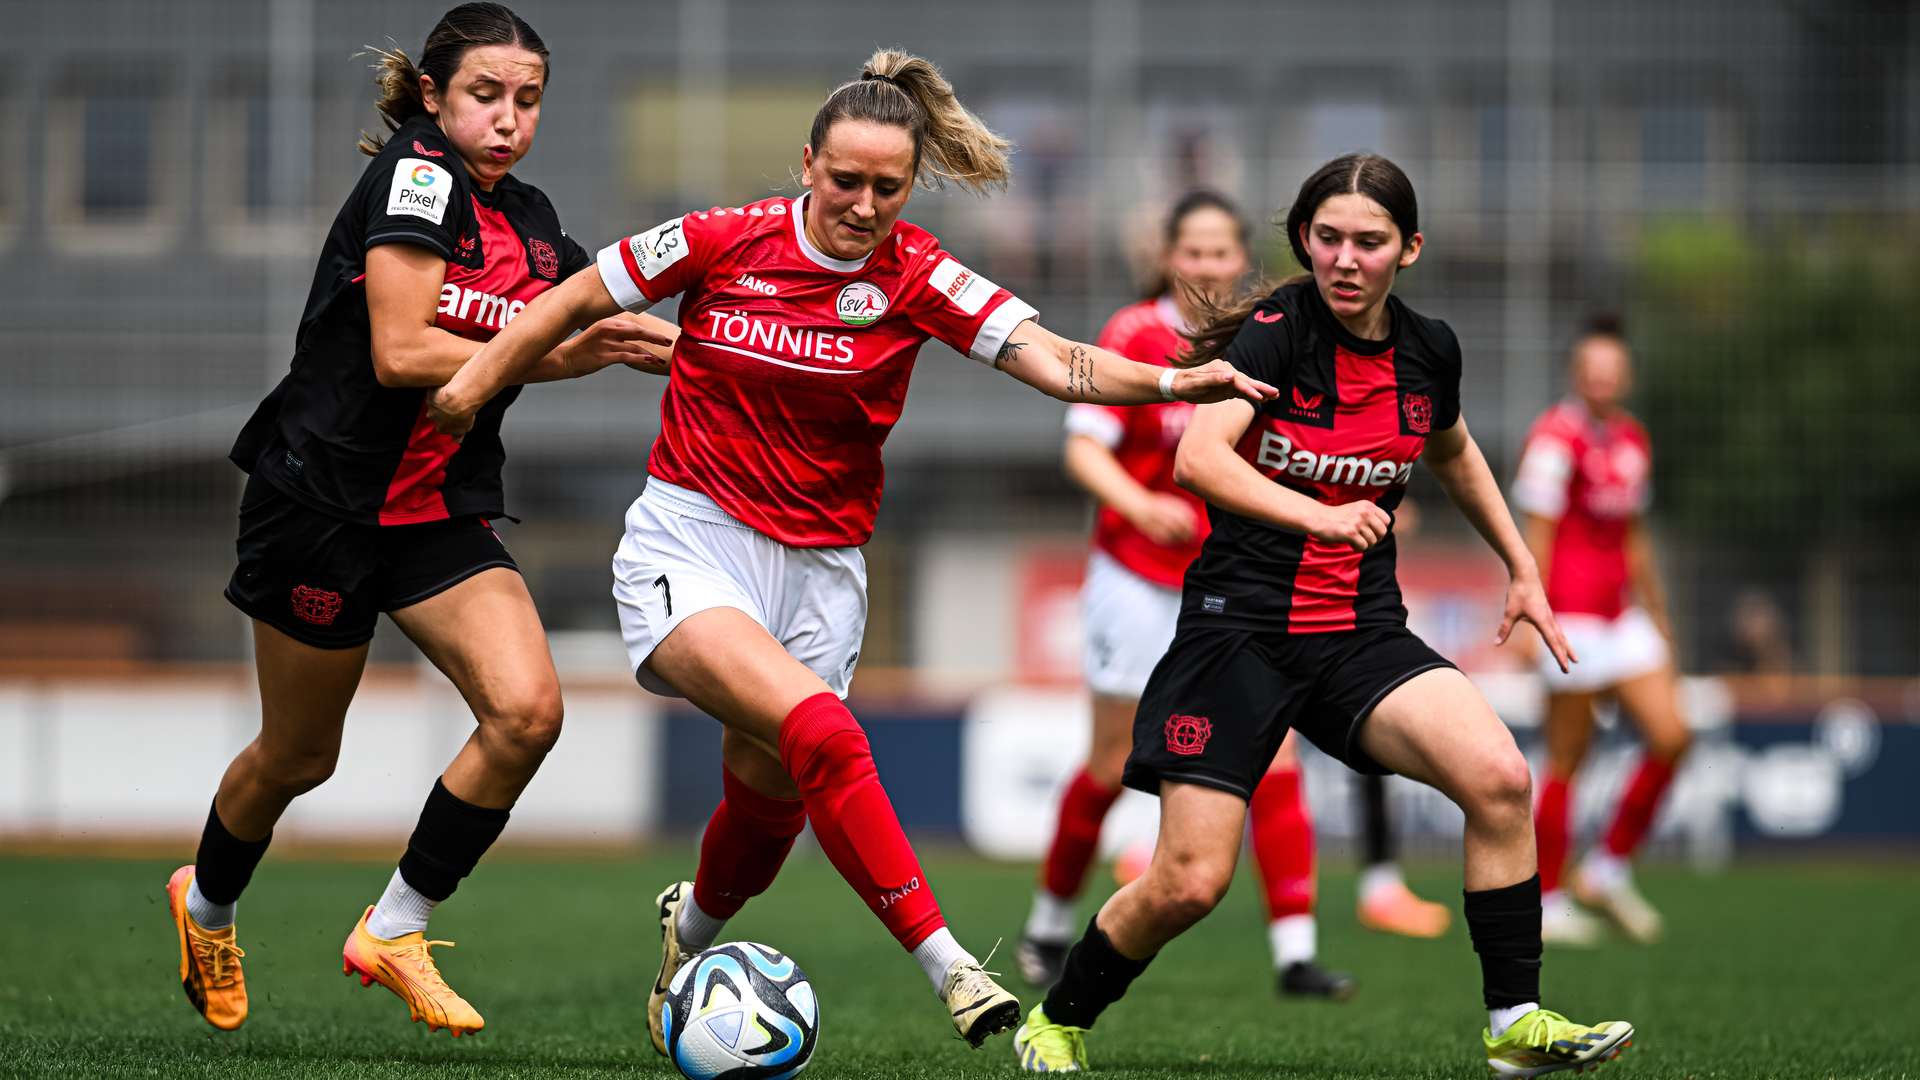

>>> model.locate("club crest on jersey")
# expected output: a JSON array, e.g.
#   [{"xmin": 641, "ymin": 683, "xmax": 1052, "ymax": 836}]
[
  {"xmin": 290, "ymin": 585, "xmax": 343, "ymax": 626},
  {"xmin": 528, "ymin": 238, "xmax": 559, "ymax": 279},
  {"xmin": 1403, "ymin": 393, "xmax": 1433, "ymax": 434},
  {"xmin": 836, "ymin": 281, "xmax": 888, "ymax": 326},
  {"xmin": 1165, "ymin": 714, "xmax": 1213, "ymax": 756}
]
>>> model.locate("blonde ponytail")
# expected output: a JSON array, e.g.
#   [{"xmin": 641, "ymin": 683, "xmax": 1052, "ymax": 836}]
[
  {"xmin": 357, "ymin": 44, "xmax": 427, "ymax": 156},
  {"xmin": 808, "ymin": 49, "xmax": 1011, "ymax": 194}
]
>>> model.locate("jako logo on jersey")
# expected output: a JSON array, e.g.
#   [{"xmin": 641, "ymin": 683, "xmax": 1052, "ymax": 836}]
[
  {"xmin": 836, "ymin": 281, "xmax": 888, "ymax": 325},
  {"xmin": 438, "ymin": 284, "xmax": 527, "ymax": 331},
  {"xmin": 387, "ymin": 158, "xmax": 450, "ymax": 225},
  {"xmin": 529, "ymin": 238, "xmax": 559, "ymax": 279},
  {"xmin": 703, "ymin": 311, "xmax": 856, "ymax": 365},
  {"xmin": 1253, "ymin": 309, "xmax": 1284, "ymax": 324},
  {"xmin": 411, "ymin": 139, "xmax": 445, "ymax": 158},
  {"xmin": 736, "ymin": 273, "xmax": 778, "ymax": 296},
  {"xmin": 1255, "ymin": 431, "xmax": 1415, "ymax": 487},
  {"xmin": 1403, "ymin": 393, "xmax": 1433, "ymax": 434},
  {"xmin": 1290, "ymin": 386, "xmax": 1324, "ymax": 415},
  {"xmin": 1165, "ymin": 714, "xmax": 1213, "ymax": 756}
]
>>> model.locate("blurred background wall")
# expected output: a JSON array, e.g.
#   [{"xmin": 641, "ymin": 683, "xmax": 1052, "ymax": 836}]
[{"xmin": 1, "ymin": 0, "xmax": 1915, "ymax": 846}]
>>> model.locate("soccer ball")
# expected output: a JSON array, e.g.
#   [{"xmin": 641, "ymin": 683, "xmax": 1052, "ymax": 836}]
[{"xmin": 661, "ymin": 942, "xmax": 819, "ymax": 1079}]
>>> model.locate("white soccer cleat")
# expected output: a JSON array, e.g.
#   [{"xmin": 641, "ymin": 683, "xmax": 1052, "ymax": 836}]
[
  {"xmin": 1573, "ymin": 870, "xmax": 1664, "ymax": 944},
  {"xmin": 941, "ymin": 960, "xmax": 1022, "ymax": 1048},
  {"xmin": 1541, "ymin": 891, "xmax": 1606, "ymax": 947},
  {"xmin": 649, "ymin": 880, "xmax": 696, "ymax": 1055}
]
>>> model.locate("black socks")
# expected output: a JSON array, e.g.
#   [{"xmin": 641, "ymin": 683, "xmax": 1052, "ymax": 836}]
[
  {"xmin": 395, "ymin": 778, "xmax": 511, "ymax": 902},
  {"xmin": 1463, "ymin": 873, "xmax": 1544, "ymax": 1008},
  {"xmin": 1041, "ymin": 917, "xmax": 1155, "ymax": 1030},
  {"xmin": 193, "ymin": 800, "xmax": 272, "ymax": 905},
  {"xmin": 1361, "ymin": 773, "xmax": 1395, "ymax": 867}
]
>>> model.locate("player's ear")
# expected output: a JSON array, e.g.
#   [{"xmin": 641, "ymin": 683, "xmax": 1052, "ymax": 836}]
[
  {"xmin": 1398, "ymin": 232, "xmax": 1424, "ymax": 270},
  {"xmin": 800, "ymin": 144, "xmax": 816, "ymax": 188},
  {"xmin": 420, "ymin": 74, "xmax": 441, "ymax": 117}
]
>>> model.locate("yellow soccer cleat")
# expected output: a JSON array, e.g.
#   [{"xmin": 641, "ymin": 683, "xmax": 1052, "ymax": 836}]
[
  {"xmin": 165, "ymin": 865, "xmax": 248, "ymax": 1031},
  {"xmin": 1484, "ymin": 1008, "xmax": 1633, "ymax": 1076},
  {"xmin": 1014, "ymin": 1003, "xmax": 1088, "ymax": 1072},
  {"xmin": 342, "ymin": 905, "xmax": 484, "ymax": 1036}
]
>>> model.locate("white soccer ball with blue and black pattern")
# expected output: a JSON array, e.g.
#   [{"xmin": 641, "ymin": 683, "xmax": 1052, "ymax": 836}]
[{"xmin": 662, "ymin": 942, "xmax": 818, "ymax": 1080}]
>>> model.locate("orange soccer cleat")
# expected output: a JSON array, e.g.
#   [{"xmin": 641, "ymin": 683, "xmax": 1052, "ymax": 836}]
[
  {"xmin": 166, "ymin": 865, "xmax": 249, "ymax": 1031},
  {"xmin": 1357, "ymin": 878, "xmax": 1453, "ymax": 939},
  {"xmin": 342, "ymin": 906, "xmax": 485, "ymax": 1036}
]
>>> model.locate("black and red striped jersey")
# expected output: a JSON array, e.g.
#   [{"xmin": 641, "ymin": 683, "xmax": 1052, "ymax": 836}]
[
  {"xmin": 1180, "ymin": 279, "xmax": 1462, "ymax": 634},
  {"xmin": 229, "ymin": 114, "xmax": 591, "ymax": 525}
]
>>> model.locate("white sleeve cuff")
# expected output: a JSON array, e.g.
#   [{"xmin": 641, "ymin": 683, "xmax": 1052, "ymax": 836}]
[
  {"xmin": 965, "ymin": 298, "xmax": 1039, "ymax": 365},
  {"xmin": 595, "ymin": 241, "xmax": 654, "ymax": 313},
  {"xmin": 1512, "ymin": 440, "xmax": 1572, "ymax": 518},
  {"xmin": 1064, "ymin": 404, "xmax": 1124, "ymax": 448}
]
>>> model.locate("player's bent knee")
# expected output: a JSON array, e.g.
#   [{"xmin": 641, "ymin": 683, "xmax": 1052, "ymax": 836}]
[
  {"xmin": 259, "ymin": 748, "xmax": 339, "ymax": 795},
  {"xmin": 1087, "ymin": 747, "xmax": 1129, "ymax": 789},
  {"xmin": 1473, "ymin": 748, "xmax": 1534, "ymax": 821},
  {"xmin": 1648, "ymin": 723, "xmax": 1693, "ymax": 763},
  {"xmin": 479, "ymin": 681, "xmax": 565, "ymax": 761}
]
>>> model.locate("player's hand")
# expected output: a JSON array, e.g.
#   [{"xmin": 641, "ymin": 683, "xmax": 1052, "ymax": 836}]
[
  {"xmin": 1172, "ymin": 360, "xmax": 1279, "ymax": 405},
  {"xmin": 566, "ymin": 313, "xmax": 674, "ymax": 377},
  {"xmin": 428, "ymin": 386, "xmax": 479, "ymax": 440},
  {"xmin": 1309, "ymin": 500, "xmax": 1391, "ymax": 551},
  {"xmin": 1499, "ymin": 570, "xmax": 1577, "ymax": 674},
  {"xmin": 1128, "ymin": 492, "xmax": 1200, "ymax": 546}
]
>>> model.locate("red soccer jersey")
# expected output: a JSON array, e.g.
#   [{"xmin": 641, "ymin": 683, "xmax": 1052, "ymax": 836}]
[
  {"xmin": 597, "ymin": 195, "xmax": 1037, "ymax": 547},
  {"xmin": 1512, "ymin": 400, "xmax": 1652, "ymax": 618},
  {"xmin": 1064, "ymin": 297, "xmax": 1208, "ymax": 588}
]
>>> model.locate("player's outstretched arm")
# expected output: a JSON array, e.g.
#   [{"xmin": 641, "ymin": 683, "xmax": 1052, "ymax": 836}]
[
  {"xmin": 1424, "ymin": 417, "xmax": 1576, "ymax": 672},
  {"xmin": 992, "ymin": 320, "xmax": 1277, "ymax": 406},
  {"xmin": 1064, "ymin": 433, "xmax": 1198, "ymax": 546},
  {"xmin": 429, "ymin": 266, "xmax": 637, "ymax": 436},
  {"xmin": 1172, "ymin": 399, "xmax": 1390, "ymax": 551}
]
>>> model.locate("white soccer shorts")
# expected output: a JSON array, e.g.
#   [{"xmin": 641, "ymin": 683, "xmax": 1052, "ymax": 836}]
[
  {"xmin": 1538, "ymin": 606, "xmax": 1671, "ymax": 693},
  {"xmin": 610, "ymin": 478, "xmax": 867, "ymax": 699},
  {"xmin": 1081, "ymin": 549, "xmax": 1182, "ymax": 700}
]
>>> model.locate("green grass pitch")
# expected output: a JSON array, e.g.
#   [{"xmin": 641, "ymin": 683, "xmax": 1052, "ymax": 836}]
[{"xmin": 1, "ymin": 850, "xmax": 1914, "ymax": 1078}]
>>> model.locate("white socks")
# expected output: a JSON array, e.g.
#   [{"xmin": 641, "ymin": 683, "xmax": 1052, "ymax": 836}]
[
  {"xmin": 1023, "ymin": 889, "xmax": 1079, "ymax": 944},
  {"xmin": 674, "ymin": 890, "xmax": 727, "ymax": 954},
  {"xmin": 1358, "ymin": 861, "xmax": 1406, "ymax": 902},
  {"xmin": 185, "ymin": 875, "xmax": 235, "ymax": 930},
  {"xmin": 1268, "ymin": 914, "xmax": 1317, "ymax": 968},
  {"xmin": 1489, "ymin": 1001, "xmax": 1540, "ymax": 1039},
  {"xmin": 366, "ymin": 868, "xmax": 438, "ymax": 940},
  {"xmin": 1580, "ymin": 851, "xmax": 1630, "ymax": 893},
  {"xmin": 913, "ymin": 927, "xmax": 976, "ymax": 992}
]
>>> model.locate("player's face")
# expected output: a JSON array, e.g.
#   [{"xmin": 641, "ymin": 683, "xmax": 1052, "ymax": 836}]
[
  {"xmin": 423, "ymin": 44, "xmax": 545, "ymax": 191},
  {"xmin": 801, "ymin": 120, "xmax": 916, "ymax": 260},
  {"xmin": 1166, "ymin": 208, "xmax": 1249, "ymax": 306},
  {"xmin": 1301, "ymin": 193, "xmax": 1422, "ymax": 330},
  {"xmin": 1573, "ymin": 336, "xmax": 1633, "ymax": 413}
]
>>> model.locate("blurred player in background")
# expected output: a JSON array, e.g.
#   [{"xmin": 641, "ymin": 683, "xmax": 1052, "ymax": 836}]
[
  {"xmin": 1514, "ymin": 316, "xmax": 1688, "ymax": 946},
  {"xmin": 1017, "ymin": 191, "xmax": 1355, "ymax": 1001},
  {"xmin": 1015, "ymin": 154, "xmax": 1634, "ymax": 1076},
  {"xmin": 163, "ymin": 3, "xmax": 675, "ymax": 1037},
  {"xmin": 426, "ymin": 50, "xmax": 1276, "ymax": 1052}
]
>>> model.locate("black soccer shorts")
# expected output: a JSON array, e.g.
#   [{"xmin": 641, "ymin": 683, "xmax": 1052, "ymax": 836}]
[
  {"xmin": 1122, "ymin": 622, "xmax": 1456, "ymax": 799},
  {"xmin": 223, "ymin": 474, "xmax": 519, "ymax": 649}
]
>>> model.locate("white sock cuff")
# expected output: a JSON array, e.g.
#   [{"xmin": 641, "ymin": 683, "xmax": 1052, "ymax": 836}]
[
  {"xmin": 912, "ymin": 927, "xmax": 976, "ymax": 993},
  {"xmin": 1023, "ymin": 888, "xmax": 1079, "ymax": 943},
  {"xmin": 1269, "ymin": 914, "xmax": 1316, "ymax": 968},
  {"xmin": 184, "ymin": 875, "xmax": 236, "ymax": 931},
  {"xmin": 1489, "ymin": 1001, "xmax": 1540, "ymax": 1039},
  {"xmin": 1358, "ymin": 862, "xmax": 1405, "ymax": 901},
  {"xmin": 366, "ymin": 868, "xmax": 437, "ymax": 940},
  {"xmin": 675, "ymin": 889, "xmax": 727, "ymax": 953}
]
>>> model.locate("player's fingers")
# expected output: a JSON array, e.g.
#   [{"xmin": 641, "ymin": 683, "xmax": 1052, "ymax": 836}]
[
  {"xmin": 1495, "ymin": 611, "xmax": 1516, "ymax": 645},
  {"xmin": 1235, "ymin": 373, "xmax": 1279, "ymax": 400}
]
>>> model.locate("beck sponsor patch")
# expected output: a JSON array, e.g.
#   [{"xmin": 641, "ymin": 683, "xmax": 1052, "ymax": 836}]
[
  {"xmin": 927, "ymin": 257, "xmax": 998, "ymax": 317},
  {"xmin": 628, "ymin": 217, "xmax": 689, "ymax": 280},
  {"xmin": 386, "ymin": 158, "xmax": 451, "ymax": 225}
]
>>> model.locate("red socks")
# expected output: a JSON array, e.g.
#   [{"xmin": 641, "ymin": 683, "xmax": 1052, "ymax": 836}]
[
  {"xmin": 1603, "ymin": 755, "xmax": 1677, "ymax": 858},
  {"xmin": 1535, "ymin": 772, "xmax": 1572, "ymax": 893},
  {"xmin": 1040, "ymin": 768, "xmax": 1123, "ymax": 899},
  {"xmin": 1249, "ymin": 767, "xmax": 1314, "ymax": 920},
  {"xmin": 692, "ymin": 766, "xmax": 807, "ymax": 919},
  {"xmin": 778, "ymin": 693, "xmax": 944, "ymax": 950}
]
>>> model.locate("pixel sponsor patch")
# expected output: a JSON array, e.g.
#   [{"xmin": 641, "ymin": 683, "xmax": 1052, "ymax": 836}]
[
  {"xmin": 386, "ymin": 158, "xmax": 451, "ymax": 224},
  {"xmin": 927, "ymin": 257, "xmax": 999, "ymax": 317}
]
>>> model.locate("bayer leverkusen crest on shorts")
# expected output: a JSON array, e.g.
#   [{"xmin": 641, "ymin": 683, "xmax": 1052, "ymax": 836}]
[{"xmin": 1164, "ymin": 714, "xmax": 1213, "ymax": 756}]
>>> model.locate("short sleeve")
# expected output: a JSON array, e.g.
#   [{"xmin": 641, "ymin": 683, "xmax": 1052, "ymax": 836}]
[
  {"xmin": 1512, "ymin": 431, "xmax": 1573, "ymax": 518},
  {"xmin": 1430, "ymin": 321, "xmax": 1464, "ymax": 432},
  {"xmin": 361, "ymin": 151, "xmax": 466, "ymax": 260},
  {"xmin": 902, "ymin": 252, "xmax": 1039, "ymax": 365},
  {"xmin": 558, "ymin": 232, "xmax": 592, "ymax": 279},
  {"xmin": 1220, "ymin": 297, "xmax": 1295, "ymax": 388},
  {"xmin": 1064, "ymin": 403, "xmax": 1126, "ymax": 448},
  {"xmin": 596, "ymin": 213, "xmax": 714, "ymax": 313}
]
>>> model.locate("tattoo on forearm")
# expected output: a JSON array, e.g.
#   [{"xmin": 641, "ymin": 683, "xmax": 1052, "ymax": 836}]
[
  {"xmin": 1066, "ymin": 345, "xmax": 1100, "ymax": 400},
  {"xmin": 994, "ymin": 340, "xmax": 1024, "ymax": 370}
]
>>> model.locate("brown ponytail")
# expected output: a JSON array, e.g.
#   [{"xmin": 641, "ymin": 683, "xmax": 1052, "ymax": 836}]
[
  {"xmin": 357, "ymin": 3, "xmax": 550, "ymax": 157},
  {"xmin": 808, "ymin": 49, "xmax": 1012, "ymax": 193}
]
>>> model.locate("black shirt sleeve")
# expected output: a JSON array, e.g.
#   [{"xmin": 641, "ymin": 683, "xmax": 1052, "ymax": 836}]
[
  {"xmin": 1221, "ymin": 294, "xmax": 1296, "ymax": 390},
  {"xmin": 558, "ymin": 231, "xmax": 592, "ymax": 279},
  {"xmin": 359, "ymin": 129, "xmax": 468, "ymax": 260},
  {"xmin": 1429, "ymin": 318, "xmax": 1464, "ymax": 431}
]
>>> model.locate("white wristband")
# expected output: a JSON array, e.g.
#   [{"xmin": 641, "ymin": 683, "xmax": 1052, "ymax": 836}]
[{"xmin": 1157, "ymin": 366, "xmax": 1178, "ymax": 402}]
